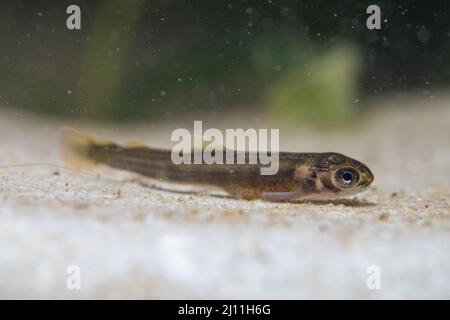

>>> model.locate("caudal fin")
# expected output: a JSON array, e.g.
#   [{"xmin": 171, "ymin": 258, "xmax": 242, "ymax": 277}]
[{"xmin": 60, "ymin": 127, "xmax": 112, "ymax": 170}]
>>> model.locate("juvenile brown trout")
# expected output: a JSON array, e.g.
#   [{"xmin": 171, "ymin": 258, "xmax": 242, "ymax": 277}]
[{"xmin": 61, "ymin": 127, "xmax": 374, "ymax": 201}]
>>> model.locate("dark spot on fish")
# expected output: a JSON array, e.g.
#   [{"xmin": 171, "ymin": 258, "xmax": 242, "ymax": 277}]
[
  {"xmin": 321, "ymin": 176, "xmax": 340, "ymax": 193},
  {"xmin": 301, "ymin": 171, "xmax": 318, "ymax": 193}
]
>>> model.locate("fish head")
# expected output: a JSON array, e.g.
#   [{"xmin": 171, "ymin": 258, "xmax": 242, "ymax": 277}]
[{"xmin": 313, "ymin": 152, "xmax": 374, "ymax": 197}]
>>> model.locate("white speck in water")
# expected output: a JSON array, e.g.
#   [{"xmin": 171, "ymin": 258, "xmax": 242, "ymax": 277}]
[
  {"xmin": 67, "ymin": 90, "xmax": 72, "ymax": 95},
  {"xmin": 160, "ymin": 90, "xmax": 167, "ymax": 97}
]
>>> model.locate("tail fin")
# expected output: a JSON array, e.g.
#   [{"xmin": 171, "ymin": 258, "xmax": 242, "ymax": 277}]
[{"xmin": 60, "ymin": 127, "xmax": 112, "ymax": 170}]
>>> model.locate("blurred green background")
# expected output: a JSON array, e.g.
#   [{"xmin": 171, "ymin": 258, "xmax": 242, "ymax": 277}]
[{"xmin": 0, "ymin": 0, "xmax": 449, "ymax": 125}]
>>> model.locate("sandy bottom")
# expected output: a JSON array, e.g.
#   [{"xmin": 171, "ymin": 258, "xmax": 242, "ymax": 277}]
[{"xmin": 0, "ymin": 97, "xmax": 449, "ymax": 299}]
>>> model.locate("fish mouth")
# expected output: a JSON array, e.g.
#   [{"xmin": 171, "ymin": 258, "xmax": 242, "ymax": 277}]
[{"xmin": 358, "ymin": 167, "xmax": 374, "ymax": 189}]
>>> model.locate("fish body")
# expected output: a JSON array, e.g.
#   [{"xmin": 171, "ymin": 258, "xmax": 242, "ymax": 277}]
[{"xmin": 61, "ymin": 127, "xmax": 374, "ymax": 201}]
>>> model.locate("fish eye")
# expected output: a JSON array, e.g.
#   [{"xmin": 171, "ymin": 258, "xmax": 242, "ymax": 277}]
[
  {"xmin": 342, "ymin": 171, "xmax": 353, "ymax": 183},
  {"xmin": 335, "ymin": 168, "xmax": 359, "ymax": 188}
]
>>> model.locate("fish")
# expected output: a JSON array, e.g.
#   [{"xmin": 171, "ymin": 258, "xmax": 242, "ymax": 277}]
[{"xmin": 60, "ymin": 127, "xmax": 374, "ymax": 201}]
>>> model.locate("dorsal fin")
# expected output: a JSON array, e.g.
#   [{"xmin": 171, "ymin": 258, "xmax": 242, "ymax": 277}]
[
  {"xmin": 126, "ymin": 138, "xmax": 148, "ymax": 148},
  {"xmin": 191, "ymin": 134, "xmax": 233, "ymax": 152}
]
